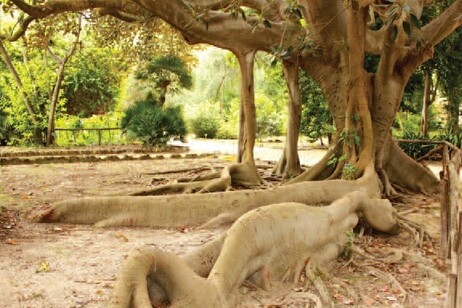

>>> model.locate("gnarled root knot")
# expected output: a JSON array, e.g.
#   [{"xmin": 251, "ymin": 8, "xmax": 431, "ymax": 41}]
[{"xmin": 110, "ymin": 192, "xmax": 399, "ymax": 307}]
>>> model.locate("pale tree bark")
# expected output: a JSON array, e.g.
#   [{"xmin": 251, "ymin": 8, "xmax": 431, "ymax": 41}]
[{"xmin": 273, "ymin": 60, "xmax": 302, "ymax": 178}]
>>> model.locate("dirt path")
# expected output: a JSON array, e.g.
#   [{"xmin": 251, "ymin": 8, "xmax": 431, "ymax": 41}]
[{"xmin": 0, "ymin": 151, "xmax": 448, "ymax": 307}]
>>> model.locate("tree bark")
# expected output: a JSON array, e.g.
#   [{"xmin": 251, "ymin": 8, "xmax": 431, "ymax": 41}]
[
  {"xmin": 235, "ymin": 51, "xmax": 257, "ymax": 166},
  {"xmin": 274, "ymin": 60, "xmax": 302, "ymax": 177},
  {"xmin": 420, "ymin": 72, "xmax": 431, "ymax": 137}
]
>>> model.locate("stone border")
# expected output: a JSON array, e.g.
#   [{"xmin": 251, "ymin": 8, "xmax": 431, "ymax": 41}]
[{"xmin": 0, "ymin": 146, "xmax": 219, "ymax": 166}]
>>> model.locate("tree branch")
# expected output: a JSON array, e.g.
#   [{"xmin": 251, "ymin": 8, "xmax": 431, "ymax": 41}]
[
  {"xmin": 0, "ymin": 14, "xmax": 35, "ymax": 42},
  {"xmin": 422, "ymin": 0, "xmax": 462, "ymax": 46},
  {"xmin": 10, "ymin": 0, "xmax": 128, "ymax": 18}
]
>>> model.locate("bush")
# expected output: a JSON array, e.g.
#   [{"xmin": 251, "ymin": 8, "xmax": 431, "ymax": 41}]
[
  {"xmin": 0, "ymin": 111, "xmax": 13, "ymax": 146},
  {"xmin": 121, "ymin": 94, "xmax": 187, "ymax": 146},
  {"xmin": 190, "ymin": 113, "xmax": 221, "ymax": 139}
]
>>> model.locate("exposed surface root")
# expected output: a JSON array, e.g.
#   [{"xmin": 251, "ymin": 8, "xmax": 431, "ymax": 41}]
[
  {"xmin": 286, "ymin": 142, "xmax": 341, "ymax": 184},
  {"xmin": 305, "ymin": 265, "xmax": 333, "ymax": 307},
  {"xmin": 130, "ymin": 163, "xmax": 261, "ymax": 196},
  {"xmin": 397, "ymin": 214, "xmax": 432, "ymax": 248},
  {"xmin": 37, "ymin": 165, "xmax": 382, "ymax": 228},
  {"xmin": 384, "ymin": 141, "xmax": 440, "ymax": 194},
  {"xmin": 110, "ymin": 192, "xmax": 399, "ymax": 307}
]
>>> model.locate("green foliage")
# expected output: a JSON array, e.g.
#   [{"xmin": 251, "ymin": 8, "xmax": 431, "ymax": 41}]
[
  {"xmin": 342, "ymin": 163, "xmax": 357, "ymax": 180},
  {"xmin": 190, "ymin": 113, "xmax": 221, "ymax": 139},
  {"xmin": 172, "ymin": 49, "xmax": 287, "ymax": 140},
  {"xmin": 342, "ymin": 231, "xmax": 356, "ymax": 259},
  {"xmin": 255, "ymin": 93, "xmax": 285, "ymax": 139},
  {"xmin": 54, "ymin": 112, "xmax": 124, "ymax": 146},
  {"xmin": 435, "ymin": 129, "xmax": 462, "ymax": 148},
  {"xmin": 0, "ymin": 41, "xmax": 60, "ymax": 145},
  {"xmin": 138, "ymin": 56, "xmax": 192, "ymax": 89},
  {"xmin": 0, "ymin": 109, "xmax": 12, "ymax": 145},
  {"xmin": 135, "ymin": 55, "xmax": 192, "ymax": 104},
  {"xmin": 63, "ymin": 46, "xmax": 123, "ymax": 117},
  {"xmin": 121, "ymin": 94, "xmax": 187, "ymax": 146},
  {"xmin": 299, "ymin": 71, "xmax": 333, "ymax": 143}
]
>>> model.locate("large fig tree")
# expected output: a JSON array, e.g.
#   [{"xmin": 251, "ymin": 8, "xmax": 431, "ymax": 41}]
[{"xmin": 4, "ymin": 0, "xmax": 461, "ymax": 306}]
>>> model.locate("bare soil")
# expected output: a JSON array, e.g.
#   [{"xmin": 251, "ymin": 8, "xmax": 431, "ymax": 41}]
[{"xmin": 0, "ymin": 152, "xmax": 447, "ymax": 307}]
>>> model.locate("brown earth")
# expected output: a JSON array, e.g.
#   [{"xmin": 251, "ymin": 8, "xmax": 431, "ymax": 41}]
[{"xmin": 0, "ymin": 152, "xmax": 447, "ymax": 307}]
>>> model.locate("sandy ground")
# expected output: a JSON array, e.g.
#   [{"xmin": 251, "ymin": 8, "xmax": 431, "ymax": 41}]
[{"xmin": 0, "ymin": 146, "xmax": 449, "ymax": 307}]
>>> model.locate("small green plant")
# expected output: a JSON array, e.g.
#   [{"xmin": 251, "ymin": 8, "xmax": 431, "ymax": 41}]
[
  {"xmin": 327, "ymin": 154, "xmax": 346, "ymax": 166},
  {"xmin": 342, "ymin": 231, "xmax": 356, "ymax": 259},
  {"xmin": 122, "ymin": 94, "xmax": 187, "ymax": 146},
  {"xmin": 342, "ymin": 163, "xmax": 357, "ymax": 180}
]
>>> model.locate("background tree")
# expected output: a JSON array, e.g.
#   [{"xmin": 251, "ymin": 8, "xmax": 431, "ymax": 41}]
[
  {"xmin": 62, "ymin": 45, "xmax": 124, "ymax": 117},
  {"xmin": 135, "ymin": 55, "xmax": 193, "ymax": 106},
  {"xmin": 299, "ymin": 71, "xmax": 333, "ymax": 145}
]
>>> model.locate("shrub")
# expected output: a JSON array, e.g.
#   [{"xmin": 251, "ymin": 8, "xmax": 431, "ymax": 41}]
[
  {"xmin": 0, "ymin": 111, "xmax": 13, "ymax": 146},
  {"xmin": 122, "ymin": 94, "xmax": 187, "ymax": 146},
  {"xmin": 190, "ymin": 113, "xmax": 221, "ymax": 139},
  {"xmin": 435, "ymin": 129, "xmax": 462, "ymax": 148}
]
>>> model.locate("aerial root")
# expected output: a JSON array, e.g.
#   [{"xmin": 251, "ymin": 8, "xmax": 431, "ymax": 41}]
[
  {"xmin": 397, "ymin": 214, "xmax": 433, "ymax": 248},
  {"xmin": 304, "ymin": 264, "xmax": 333, "ymax": 307}
]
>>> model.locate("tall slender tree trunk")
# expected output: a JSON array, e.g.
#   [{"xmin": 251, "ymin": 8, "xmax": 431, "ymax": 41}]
[
  {"xmin": 447, "ymin": 97, "xmax": 460, "ymax": 135},
  {"xmin": 46, "ymin": 61, "xmax": 66, "ymax": 146},
  {"xmin": 273, "ymin": 60, "xmax": 302, "ymax": 178},
  {"xmin": 420, "ymin": 72, "xmax": 431, "ymax": 137},
  {"xmin": 238, "ymin": 99, "xmax": 245, "ymax": 163}
]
